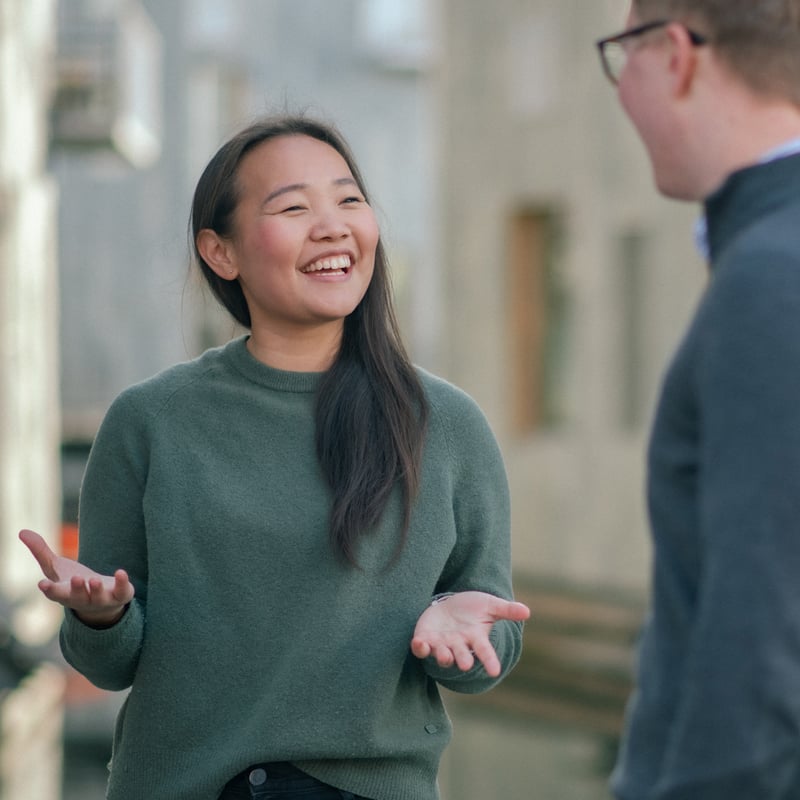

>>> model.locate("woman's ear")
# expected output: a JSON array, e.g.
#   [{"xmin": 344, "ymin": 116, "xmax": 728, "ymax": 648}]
[{"xmin": 196, "ymin": 229, "xmax": 239, "ymax": 281}]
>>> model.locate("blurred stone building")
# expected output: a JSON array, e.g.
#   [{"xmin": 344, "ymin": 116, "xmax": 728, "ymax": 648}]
[
  {"xmin": 0, "ymin": 0, "xmax": 65, "ymax": 798},
  {"xmin": 39, "ymin": 0, "xmax": 710, "ymax": 798}
]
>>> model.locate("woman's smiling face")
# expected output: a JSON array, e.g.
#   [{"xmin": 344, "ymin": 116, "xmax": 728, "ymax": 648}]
[{"xmin": 220, "ymin": 134, "xmax": 379, "ymax": 339}]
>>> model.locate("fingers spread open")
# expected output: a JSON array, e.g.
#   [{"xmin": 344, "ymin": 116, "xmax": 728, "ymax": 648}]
[
  {"xmin": 452, "ymin": 643, "xmax": 476, "ymax": 672},
  {"xmin": 471, "ymin": 637, "xmax": 501, "ymax": 677},
  {"xmin": 410, "ymin": 637, "xmax": 432, "ymax": 659},
  {"xmin": 112, "ymin": 570, "xmax": 135, "ymax": 604},
  {"xmin": 432, "ymin": 644, "xmax": 455, "ymax": 669}
]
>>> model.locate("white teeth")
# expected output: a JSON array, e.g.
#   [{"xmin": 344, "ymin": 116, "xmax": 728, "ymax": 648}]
[{"xmin": 303, "ymin": 255, "xmax": 352, "ymax": 273}]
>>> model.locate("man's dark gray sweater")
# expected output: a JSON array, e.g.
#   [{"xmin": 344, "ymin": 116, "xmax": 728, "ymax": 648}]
[{"xmin": 613, "ymin": 153, "xmax": 800, "ymax": 800}]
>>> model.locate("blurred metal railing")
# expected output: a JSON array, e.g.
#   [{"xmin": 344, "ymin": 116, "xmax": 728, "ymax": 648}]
[{"xmin": 456, "ymin": 577, "xmax": 645, "ymax": 738}]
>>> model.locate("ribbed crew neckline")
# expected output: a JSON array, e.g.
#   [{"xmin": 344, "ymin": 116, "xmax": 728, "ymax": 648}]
[{"xmin": 222, "ymin": 335, "xmax": 324, "ymax": 393}]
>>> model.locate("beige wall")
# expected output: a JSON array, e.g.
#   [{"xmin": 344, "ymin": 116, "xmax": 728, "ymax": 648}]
[{"xmin": 438, "ymin": 0, "xmax": 705, "ymax": 592}]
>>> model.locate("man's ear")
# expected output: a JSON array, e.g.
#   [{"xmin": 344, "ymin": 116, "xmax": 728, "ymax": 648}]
[
  {"xmin": 665, "ymin": 22, "xmax": 702, "ymax": 97},
  {"xmin": 196, "ymin": 229, "xmax": 238, "ymax": 280}
]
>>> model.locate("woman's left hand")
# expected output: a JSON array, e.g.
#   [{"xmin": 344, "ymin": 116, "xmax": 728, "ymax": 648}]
[{"xmin": 411, "ymin": 591, "xmax": 530, "ymax": 677}]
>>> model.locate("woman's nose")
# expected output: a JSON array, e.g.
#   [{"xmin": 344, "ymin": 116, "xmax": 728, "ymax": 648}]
[{"xmin": 310, "ymin": 210, "xmax": 349, "ymax": 240}]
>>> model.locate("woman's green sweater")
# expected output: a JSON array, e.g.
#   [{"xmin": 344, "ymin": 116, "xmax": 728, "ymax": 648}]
[{"xmin": 60, "ymin": 336, "xmax": 523, "ymax": 800}]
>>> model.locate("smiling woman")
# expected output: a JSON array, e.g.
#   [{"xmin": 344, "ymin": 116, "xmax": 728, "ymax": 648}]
[
  {"xmin": 19, "ymin": 114, "xmax": 529, "ymax": 800},
  {"xmin": 195, "ymin": 134, "xmax": 379, "ymax": 369}
]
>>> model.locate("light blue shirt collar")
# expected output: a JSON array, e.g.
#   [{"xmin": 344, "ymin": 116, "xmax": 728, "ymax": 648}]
[
  {"xmin": 694, "ymin": 137, "xmax": 800, "ymax": 260},
  {"xmin": 760, "ymin": 136, "xmax": 800, "ymax": 164}
]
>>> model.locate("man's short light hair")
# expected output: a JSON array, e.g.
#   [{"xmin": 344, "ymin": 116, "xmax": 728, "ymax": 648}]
[{"xmin": 634, "ymin": 0, "xmax": 800, "ymax": 104}]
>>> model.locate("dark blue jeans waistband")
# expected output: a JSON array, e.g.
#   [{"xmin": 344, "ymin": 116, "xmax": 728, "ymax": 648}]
[{"xmin": 219, "ymin": 762, "xmax": 370, "ymax": 799}]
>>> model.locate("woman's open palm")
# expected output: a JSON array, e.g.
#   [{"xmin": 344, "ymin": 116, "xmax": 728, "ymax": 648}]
[
  {"xmin": 411, "ymin": 591, "xmax": 530, "ymax": 677},
  {"xmin": 19, "ymin": 528, "xmax": 133, "ymax": 627}
]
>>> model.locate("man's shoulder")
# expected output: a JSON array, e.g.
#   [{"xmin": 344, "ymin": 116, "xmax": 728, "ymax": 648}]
[
  {"xmin": 702, "ymin": 209, "xmax": 800, "ymax": 346},
  {"xmin": 716, "ymin": 187, "xmax": 800, "ymax": 276}
]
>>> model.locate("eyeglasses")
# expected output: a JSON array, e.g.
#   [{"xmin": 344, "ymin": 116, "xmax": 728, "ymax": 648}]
[{"xmin": 595, "ymin": 19, "xmax": 708, "ymax": 86}]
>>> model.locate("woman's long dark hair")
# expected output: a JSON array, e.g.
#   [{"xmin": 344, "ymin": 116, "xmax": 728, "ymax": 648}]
[{"xmin": 190, "ymin": 115, "xmax": 429, "ymax": 565}]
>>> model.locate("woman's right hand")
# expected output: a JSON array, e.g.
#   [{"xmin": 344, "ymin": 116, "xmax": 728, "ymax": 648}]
[{"xmin": 19, "ymin": 529, "xmax": 134, "ymax": 628}]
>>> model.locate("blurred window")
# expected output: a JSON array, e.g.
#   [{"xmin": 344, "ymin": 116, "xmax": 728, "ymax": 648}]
[
  {"xmin": 358, "ymin": 0, "xmax": 435, "ymax": 71},
  {"xmin": 50, "ymin": 0, "xmax": 162, "ymax": 168},
  {"xmin": 185, "ymin": 0, "xmax": 244, "ymax": 48},
  {"xmin": 617, "ymin": 230, "xmax": 648, "ymax": 430},
  {"xmin": 507, "ymin": 207, "xmax": 568, "ymax": 433},
  {"xmin": 506, "ymin": 12, "xmax": 560, "ymax": 118}
]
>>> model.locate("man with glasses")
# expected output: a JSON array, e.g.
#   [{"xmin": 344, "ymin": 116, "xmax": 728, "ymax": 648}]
[{"xmin": 596, "ymin": 2, "xmax": 800, "ymax": 799}]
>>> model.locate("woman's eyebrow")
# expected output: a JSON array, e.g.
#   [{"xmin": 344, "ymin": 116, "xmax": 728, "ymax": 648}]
[
  {"xmin": 262, "ymin": 183, "xmax": 307, "ymax": 206},
  {"xmin": 262, "ymin": 177, "xmax": 359, "ymax": 207}
]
